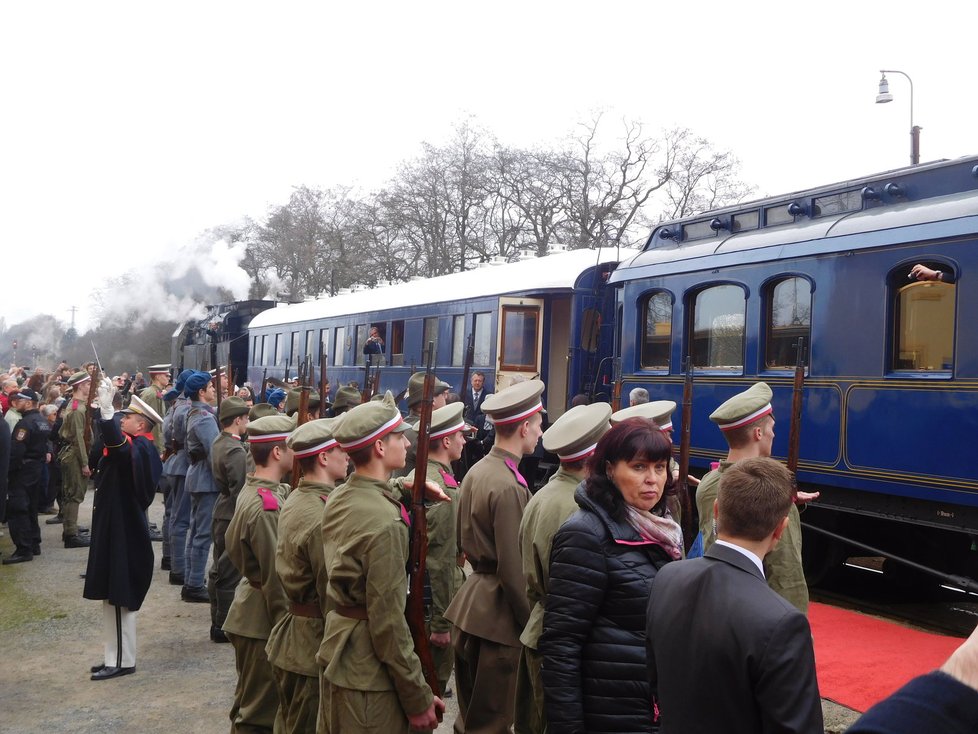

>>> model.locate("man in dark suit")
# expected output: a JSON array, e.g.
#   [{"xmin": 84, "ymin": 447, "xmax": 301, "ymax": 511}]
[
  {"xmin": 646, "ymin": 457, "xmax": 823, "ymax": 734},
  {"xmin": 461, "ymin": 370, "xmax": 491, "ymax": 464}
]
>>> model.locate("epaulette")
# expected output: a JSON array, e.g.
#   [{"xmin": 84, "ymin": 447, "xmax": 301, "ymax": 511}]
[{"xmin": 256, "ymin": 487, "xmax": 279, "ymax": 511}]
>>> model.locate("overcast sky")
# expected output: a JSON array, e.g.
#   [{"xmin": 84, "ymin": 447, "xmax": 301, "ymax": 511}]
[{"xmin": 2, "ymin": 1, "xmax": 975, "ymax": 333}]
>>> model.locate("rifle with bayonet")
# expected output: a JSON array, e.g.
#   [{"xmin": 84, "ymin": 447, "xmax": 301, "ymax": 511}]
[
  {"xmin": 611, "ymin": 357, "xmax": 623, "ymax": 412},
  {"xmin": 361, "ymin": 355, "xmax": 374, "ymax": 402},
  {"xmin": 260, "ymin": 368, "xmax": 268, "ymax": 404},
  {"xmin": 678, "ymin": 355, "xmax": 695, "ymax": 554},
  {"xmin": 290, "ymin": 356, "xmax": 312, "ymax": 487},
  {"xmin": 787, "ymin": 337, "xmax": 806, "ymax": 498},
  {"xmin": 85, "ymin": 343, "xmax": 105, "ymax": 453},
  {"xmin": 405, "ymin": 341, "xmax": 442, "ymax": 713},
  {"xmin": 459, "ymin": 332, "xmax": 475, "ymax": 420}
]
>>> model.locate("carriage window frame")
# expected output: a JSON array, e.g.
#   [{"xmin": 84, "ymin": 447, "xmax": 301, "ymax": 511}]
[
  {"xmin": 473, "ymin": 312, "xmax": 492, "ymax": 367},
  {"xmin": 687, "ymin": 283, "xmax": 747, "ymax": 373},
  {"xmin": 888, "ymin": 261, "xmax": 956, "ymax": 375},
  {"xmin": 319, "ymin": 328, "xmax": 330, "ymax": 364},
  {"xmin": 639, "ymin": 290, "xmax": 673, "ymax": 372},
  {"xmin": 499, "ymin": 305, "xmax": 540, "ymax": 372},
  {"xmin": 334, "ymin": 327, "xmax": 346, "ymax": 367},
  {"xmin": 451, "ymin": 315, "xmax": 466, "ymax": 367},
  {"xmin": 763, "ymin": 276, "xmax": 813, "ymax": 371}
]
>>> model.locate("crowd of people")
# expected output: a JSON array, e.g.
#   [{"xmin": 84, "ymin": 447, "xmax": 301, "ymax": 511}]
[{"xmin": 2, "ymin": 358, "xmax": 977, "ymax": 733}]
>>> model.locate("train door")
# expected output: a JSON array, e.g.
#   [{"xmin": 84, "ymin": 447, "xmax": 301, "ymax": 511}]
[
  {"xmin": 547, "ymin": 297, "xmax": 571, "ymax": 420},
  {"xmin": 496, "ymin": 296, "xmax": 545, "ymax": 392}
]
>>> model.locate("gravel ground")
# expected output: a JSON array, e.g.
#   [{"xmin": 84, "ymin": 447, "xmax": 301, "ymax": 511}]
[{"xmin": 0, "ymin": 493, "xmax": 855, "ymax": 733}]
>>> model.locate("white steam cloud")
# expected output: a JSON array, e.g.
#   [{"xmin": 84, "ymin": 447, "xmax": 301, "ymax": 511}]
[{"xmin": 96, "ymin": 236, "xmax": 253, "ymax": 327}]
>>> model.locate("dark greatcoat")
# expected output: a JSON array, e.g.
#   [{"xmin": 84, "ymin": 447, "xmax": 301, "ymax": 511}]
[{"xmin": 83, "ymin": 417, "xmax": 162, "ymax": 611}]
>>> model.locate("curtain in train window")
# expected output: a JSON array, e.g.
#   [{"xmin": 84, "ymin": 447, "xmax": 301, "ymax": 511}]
[
  {"xmin": 892, "ymin": 265, "xmax": 955, "ymax": 372},
  {"xmin": 423, "ymin": 318, "xmax": 439, "ymax": 361},
  {"xmin": 765, "ymin": 277, "xmax": 811, "ymax": 369},
  {"xmin": 451, "ymin": 315, "xmax": 466, "ymax": 366},
  {"xmin": 319, "ymin": 329, "xmax": 330, "ymax": 364},
  {"xmin": 690, "ymin": 285, "xmax": 745, "ymax": 370},
  {"xmin": 473, "ymin": 313, "xmax": 492, "ymax": 366},
  {"xmin": 274, "ymin": 334, "xmax": 283, "ymax": 366},
  {"xmin": 334, "ymin": 327, "xmax": 346, "ymax": 366},
  {"xmin": 641, "ymin": 292, "xmax": 672, "ymax": 370},
  {"xmin": 291, "ymin": 332, "xmax": 302, "ymax": 364},
  {"xmin": 500, "ymin": 306, "xmax": 539, "ymax": 371}
]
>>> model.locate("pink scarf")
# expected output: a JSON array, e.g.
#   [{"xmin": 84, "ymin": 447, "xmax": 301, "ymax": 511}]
[{"xmin": 625, "ymin": 505, "xmax": 683, "ymax": 560}]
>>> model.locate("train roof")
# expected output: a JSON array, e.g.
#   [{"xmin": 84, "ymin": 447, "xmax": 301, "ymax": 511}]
[
  {"xmin": 249, "ymin": 246, "xmax": 637, "ymax": 329},
  {"xmin": 612, "ymin": 154, "xmax": 978, "ymax": 282}
]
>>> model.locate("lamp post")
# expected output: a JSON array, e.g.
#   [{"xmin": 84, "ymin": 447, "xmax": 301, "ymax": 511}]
[{"xmin": 876, "ymin": 69, "xmax": 920, "ymax": 166}]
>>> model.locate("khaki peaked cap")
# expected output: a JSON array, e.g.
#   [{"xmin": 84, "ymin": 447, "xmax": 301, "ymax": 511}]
[
  {"xmin": 406, "ymin": 371, "xmax": 451, "ymax": 408},
  {"xmin": 333, "ymin": 391, "xmax": 408, "ymax": 451},
  {"xmin": 482, "ymin": 379, "xmax": 545, "ymax": 425},
  {"xmin": 288, "ymin": 417, "xmax": 344, "ymax": 458},
  {"xmin": 247, "ymin": 414, "xmax": 297, "ymax": 443},
  {"xmin": 218, "ymin": 396, "xmax": 250, "ymax": 422},
  {"xmin": 543, "ymin": 402, "xmax": 612, "ymax": 462},
  {"xmin": 611, "ymin": 400, "xmax": 677, "ymax": 430},
  {"xmin": 710, "ymin": 382, "xmax": 773, "ymax": 431}
]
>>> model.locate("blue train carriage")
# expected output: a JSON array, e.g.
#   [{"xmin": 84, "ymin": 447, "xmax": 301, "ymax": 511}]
[
  {"xmin": 610, "ymin": 155, "xmax": 978, "ymax": 582},
  {"xmin": 245, "ymin": 245, "xmax": 636, "ymax": 421}
]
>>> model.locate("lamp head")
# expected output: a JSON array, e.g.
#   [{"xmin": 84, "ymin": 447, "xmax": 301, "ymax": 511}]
[{"xmin": 876, "ymin": 74, "xmax": 893, "ymax": 104}]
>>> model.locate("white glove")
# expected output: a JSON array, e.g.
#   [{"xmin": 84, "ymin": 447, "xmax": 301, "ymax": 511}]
[{"xmin": 97, "ymin": 377, "xmax": 117, "ymax": 420}]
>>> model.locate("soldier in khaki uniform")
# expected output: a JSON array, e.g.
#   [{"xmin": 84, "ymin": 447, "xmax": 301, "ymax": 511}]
[
  {"xmin": 139, "ymin": 364, "xmax": 171, "ymax": 454},
  {"xmin": 694, "ymin": 382, "xmax": 819, "ymax": 614},
  {"xmin": 415, "ymin": 402, "xmax": 468, "ymax": 696},
  {"xmin": 317, "ymin": 392, "xmax": 443, "ymax": 733},
  {"xmin": 515, "ymin": 402, "xmax": 611, "ymax": 734},
  {"xmin": 284, "ymin": 387, "xmax": 321, "ymax": 419},
  {"xmin": 327, "ymin": 384, "xmax": 361, "ymax": 418},
  {"xmin": 265, "ymin": 417, "xmax": 347, "ymax": 734},
  {"xmin": 395, "ymin": 371, "xmax": 450, "ymax": 478},
  {"xmin": 58, "ymin": 371, "xmax": 92, "ymax": 548},
  {"xmin": 208, "ymin": 397, "xmax": 252, "ymax": 643},
  {"xmin": 445, "ymin": 379, "xmax": 546, "ymax": 734},
  {"xmin": 224, "ymin": 414, "xmax": 296, "ymax": 733}
]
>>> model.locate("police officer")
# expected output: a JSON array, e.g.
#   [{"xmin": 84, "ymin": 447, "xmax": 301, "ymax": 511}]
[
  {"xmin": 224, "ymin": 413, "xmax": 295, "ymax": 733},
  {"xmin": 445, "ymin": 379, "xmax": 546, "ymax": 734},
  {"xmin": 516, "ymin": 402, "xmax": 611, "ymax": 733},
  {"xmin": 58, "ymin": 371, "xmax": 92, "ymax": 549},
  {"xmin": 317, "ymin": 392, "xmax": 443, "ymax": 733},
  {"xmin": 208, "ymin": 396, "xmax": 252, "ymax": 642},
  {"xmin": 4, "ymin": 388, "xmax": 50, "ymax": 564},
  {"xmin": 695, "ymin": 382, "xmax": 819, "ymax": 613},
  {"xmin": 266, "ymin": 417, "xmax": 347, "ymax": 733},
  {"xmin": 395, "ymin": 371, "xmax": 450, "ymax": 478}
]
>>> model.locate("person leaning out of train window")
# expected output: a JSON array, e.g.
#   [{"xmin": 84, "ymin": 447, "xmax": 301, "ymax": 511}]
[
  {"xmin": 363, "ymin": 325, "xmax": 384, "ymax": 355},
  {"xmin": 539, "ymin": 418, "xmax": 682, "ymax": 734},
  {"xmin": 910, "ymin": 263, "xmax": 956, "ymax": 284}
]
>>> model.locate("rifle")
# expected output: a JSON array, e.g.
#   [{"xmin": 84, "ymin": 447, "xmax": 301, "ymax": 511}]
[
  {"xmin": 459, "ymin": 333, "xmax": 475, "ymax": 417},
  {"xmin": 260, "ymin": 368, "xmax": 268, "ymax": 404},
  {"xmin": 370, "ymin": 362, "xmax": 381, "ymax": 399},
  {"xmin": 361, "ymin": 355, "xmax": 373, "ymax": 402},
  {"xmin": 85, "ymin": 343, "xmax": 104, "ymax": 452},
  {"xmin": 394, "ymin": 360, "xmax": 417, "ymax": 404},
  {"xmin": 318, "ymin": 345, "xmax": 328, "ymax": 418},
  {"xmin": 406, "ymin": 341, "xmax": 442, "ymax": 710},
  {"xmin": 678, "ymin": 355, "xmax": 695, "ymax": 554},
  {"xmin": 610, "ymin": 357, "xmax": 623, "ymax": 412},
  {"xmin": 290, "ymin": 357, "xmax": 312, "ymax": 486},
  {"xmin": 787, "ymin": 337, "xmax": 806, "ymax": 497}
]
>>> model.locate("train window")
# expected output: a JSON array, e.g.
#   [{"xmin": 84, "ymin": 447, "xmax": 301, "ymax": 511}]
[
  {"xmin": 891, "ymin": 264, "xmax": 955, "ymax": 372},
  {"xmin": 291, "ymin": 332, "xmax": 301, "ymax": 363},
  {"xmin": 764, "ymin": 277, "xmax": 811, "ymax": 369},
  {"xmin": 423, "ymin": 318, "xmax": 439, "ymax": 359},
  {"xmin": 690, "ymin": 285, "xmax": 745, "ymax": 371},
  {"xmin": 764, "ymin": 204, "xmax": 794, "ymax": 227},
  {"xmin": 813, "ymin": 190, "xmax": 861, "ymax": 217},
  {"xmin": 641, "ymin": 292, "xmax": 672, "ymax": 370},
  {"xmin": 731, "ymin": 211, "xmax": 759, "ymax": 232},
  {"xmin": 253, "ymin": 336, "xmax": 261, "ymax": 366},
  {"xmin": 319, "ymin": 329, "xmax": 330, "ymax": 363},
  {"xmin": 356, "ymin": 325, "xmax": 369, "ymax": 366},
  {"xmin": 473, "ymin": 312, "xmax": 491, "ymax": 366},
  {"xmin": 451, "ymin": 315, "xmax": 466, "ymax": 366},
  {"xmin": 682, "ymin": 219, "xmax": 716, "ymax": 241},
  {"xmin": 390, "ymin": 321, "xmax": 405, "ymax": 366},
  {"xmin": 334, "ymin": 327, "xmax": 346, "ymax": 366},
  {"xmin": 274, "ymin": 334, "xmax": 283, "ymax": 366},
  {"xmin": 305, "ymin": 330, "xmax": 316, "ymax": 360},
  {"xmin": 500, "ymin": 306, "xmax": 539, "ymax": 371}
]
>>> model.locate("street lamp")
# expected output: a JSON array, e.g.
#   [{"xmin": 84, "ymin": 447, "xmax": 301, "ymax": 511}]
[{"xmin": 876, "ymin": 70, "xmax": 921, "ymax": 166}]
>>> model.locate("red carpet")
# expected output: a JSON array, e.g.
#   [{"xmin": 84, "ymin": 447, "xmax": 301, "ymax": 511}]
[{"xmin": 809, "ymin": 601, "xmax": 963, "ymax": 712}]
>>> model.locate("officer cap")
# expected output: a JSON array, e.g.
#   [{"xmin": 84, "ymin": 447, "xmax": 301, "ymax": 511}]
[
  {"xmin": 148, "ymin": 364, "xmax": 171, "ymax": 375},
  {"xmin": 265, "ymin": 387, "xmax": 287, "ymax": 408},
  {"xmin": 15, "ymin": 387, "xmax": 40, "ymax": 403},
  {"xmin": 287, "ymin": 417, "xmax": 344, "ymax": 458},
  {"xmin": 218, "ymin": 396, "xmax": 250, "ymax": 422},
  {"xmin": 285, "ymin": 388, "xmax": 321, "ymax": 417},
  {"xmin": 406, "ymin": 371, "xmax": 451, "ymax": 409},
  {"xmin": 424, "ymin": 403, "xmax": 467, "ymax": 440},
  {"xmin": 334, "ymin": 391, "xmax": 408, "ymax": 451},
  {"xmin": 482, "ymin": 379, "xmax": 546, "ymax": 426},
  {"xmin": 710, "ymin": 382, "xmax": 773, "ymax": 431},
  {"xmin": 543, "ymin": 403, "xmax": 612, "ymax": 462},
  {"xmin": 249, "ymin": 403, "xmax": 279, "ymax": 420},
  {"xmin": 247, "ymin": 414, "xmax": 297, "ymax": 443},
  {"xmin": 184, "ymin": 370, "xmax": 212, "ymax": 397},
  {"xmin": 67, "ymin": 371, "xmax": 91, "ymax": 387},
  {"xmin": 120, "ymin": 394, "xmax": 164, "ymax": 426},
  {"xmin": 331, "ymin": 385, "xmax": 362, "ymax": 412},
  {"xmin": 611, "ymin": 400, "xmax": 677, "ymax": 430}
]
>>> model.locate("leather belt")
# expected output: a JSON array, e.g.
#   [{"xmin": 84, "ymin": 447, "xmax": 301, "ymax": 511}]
[
  {"xmin": 248, "ymin": 580, "xmax": 262, "ymax": 590},
  {"xmin": 472, "ymin": 560, "xmax": 498, "ymax": 574},
  {"xmin": 335, "ymin": 605, "xmax": 368, "ymax": 620},
  {"xmin": 290, "ymin": 601, "xmax": 322, "ymax": 619}
]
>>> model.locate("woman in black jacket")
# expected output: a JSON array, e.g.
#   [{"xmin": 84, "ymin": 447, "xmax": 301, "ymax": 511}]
[{"xmin": 540, "ymin": 418, "xmax": 682, "ymax": 734}]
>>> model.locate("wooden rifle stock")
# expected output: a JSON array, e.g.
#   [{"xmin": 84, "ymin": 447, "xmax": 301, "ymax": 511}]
[
  {"xmin": 260, "ymin": 368, "xmax": 268, "ymax": 404},
  {"xmin": 787, "ymin": 337, "xmax": 806, "ymax": 496},
  {"xmin": 678, "ymin": 356, "xmax": 695, "ymax": 554},
  {"xmin": 611, "ymin": 358, "xmax": 623, "ymax": 412},
  {"xmin": 405, "ymin": 342, "xmax": 442, "ymax": 709}
]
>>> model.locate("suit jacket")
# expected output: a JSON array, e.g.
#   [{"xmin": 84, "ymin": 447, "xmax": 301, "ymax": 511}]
[
  {"xmin": 646, "ymin": 543, "xmax": 822, "ymax": 734},
  {"xmin": 462, "ymin": 388, "xmax": 490, "ymax": 438},
  {"xmin": 845, "ymin": 670, "xmax": 978, "ymax": 733}
]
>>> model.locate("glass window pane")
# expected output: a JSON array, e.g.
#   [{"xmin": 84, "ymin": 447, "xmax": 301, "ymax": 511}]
[
  {"xmin": 813, "ymin": 190, "xmax": 861, "ymax": 217},
  {"xmin": 731, "ymin": 211, "xmax": 759, "ymax": 232},
  {"xmin": 334, "ymin": 327, "xmax": 346, "ymax": 366},
  {"xmin": 894, "ymin": 282, "xmax": 954, "ymax": 371},
  {"xmin": 641, "ymin": 292, "xmax": 672, "ymax": 370},
  {"xmin": 319, "ymin": 329, "xmax": 330, "ymax": 363},
  {"xmin": 291, "ymin": 331, "xmax": 302, "ymax": 363},
  {"xmin": 423, "ymin": 318, "xmax": 439, "ymax": 362},
  {"xmin": 501, "ymin": 306, "xmax": 539, "ymax": 370},
  {"xmin": 473, "ymin": 313, "xmax": 491, "ymax": 366},
  {"xmin": 682, "ymin": 220, "xmax": 715, "ymax": 241},
  {"xmin": 766, "ymin": 278, "xmax": 812, "ymax": 369},
  {"xmin": 356, "ymin": 324, "xmax": 368, "ymax": 365},
  {"xmin": 452, "ymin": 315, "xmax": 466, "ymax": 367},
  {"xmin": 691, "ymin": 285, "xmax": 745, "ymax": 370},
  {"xmin": 274, "ymin": 334, "xmax": 283, "ymax": 366},
  {"xmin": 306, "ymin": 330, "xmax": 316, "ymax": 359},
  {"xmin": 765, "ymin": 204, "xmax": 794, "ymax": 226}
]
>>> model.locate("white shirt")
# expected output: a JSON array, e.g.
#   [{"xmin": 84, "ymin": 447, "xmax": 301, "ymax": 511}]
[{"xmin": 714, "ymin": 539, "xmax": 765, "ymax": 578}]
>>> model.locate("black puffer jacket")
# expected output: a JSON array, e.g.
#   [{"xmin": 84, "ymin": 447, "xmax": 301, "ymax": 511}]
[{"xmin": 540, "ymin": 484, "xmax": 673, "ymax": 734}]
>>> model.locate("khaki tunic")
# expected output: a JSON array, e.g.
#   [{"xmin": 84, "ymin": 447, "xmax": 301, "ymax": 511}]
[
  {"xmin": 139, "ymin": 385, "xmax": 165, "ymax": 453},
  {"xmin": 266, "ymin": 478, "xmax": 335, "ymax": 677},
  {"xmin": 316, "ymin": 473, "xmax": 433, "ymax": 719},
  {"xmin": 425, "ymin": 459, "xmax": 464, "ymax": 636},
  {"xmin": 58, "ymin": 400, "xmax": 88, "ymax": 477},
  {"xmin": 696, "ymin": 461, "xmax": 809, "ymax": 614},
  {"xmin": 223, "ymin": 476, "xmax": 290, "ymax": 639},
  {"xmin": 445, "ymin": 446, "xmax": 531, "ymax": 645},
  {"xmin": 212, "ymin": 434, "xmax": 252, "ymax": 523}
]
